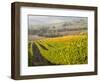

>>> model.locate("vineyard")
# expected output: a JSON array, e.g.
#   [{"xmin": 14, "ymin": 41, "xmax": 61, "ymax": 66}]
[{"xmin": 28, "ymin": 34, "xmax": 88, "ymax": 66}]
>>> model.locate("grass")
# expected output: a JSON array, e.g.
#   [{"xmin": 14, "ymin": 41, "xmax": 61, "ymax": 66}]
[
  {"xmin": 28, "ymin": 34, "xmax": 88, "ymax": 65},
  {"xmin": 28, "ymin": 41, "xmax": 34, "ymax": 66}
]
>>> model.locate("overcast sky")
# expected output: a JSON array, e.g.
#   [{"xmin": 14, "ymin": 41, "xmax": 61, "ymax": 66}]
[{"xmin": 28, "ymin": 15, "xmax": 87, "ymax": 26}]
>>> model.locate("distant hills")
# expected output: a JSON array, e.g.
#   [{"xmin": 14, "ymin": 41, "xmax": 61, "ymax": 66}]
[{"xmin": 28, "ymin": 18, "xmax": 87, "ymax": 37}]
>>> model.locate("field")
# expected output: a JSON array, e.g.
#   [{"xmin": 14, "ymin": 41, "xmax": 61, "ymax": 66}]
[
  {"xmin": 28, "ymin": 15, "xmax": 88, "ymax": 66},
  {"xmin": 28, "ymin": 34, "xmax": 88, "ymax": 66}
]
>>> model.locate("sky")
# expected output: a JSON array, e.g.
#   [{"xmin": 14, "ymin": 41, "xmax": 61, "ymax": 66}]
[{"xmin": 28, "ymin": 15, "xmax": 87, "ymax": 26}]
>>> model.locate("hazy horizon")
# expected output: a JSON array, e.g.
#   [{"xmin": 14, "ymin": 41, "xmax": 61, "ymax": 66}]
[{"xmin": 28, "ymin": 15, "xmax": 87, "ymax": 26}]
